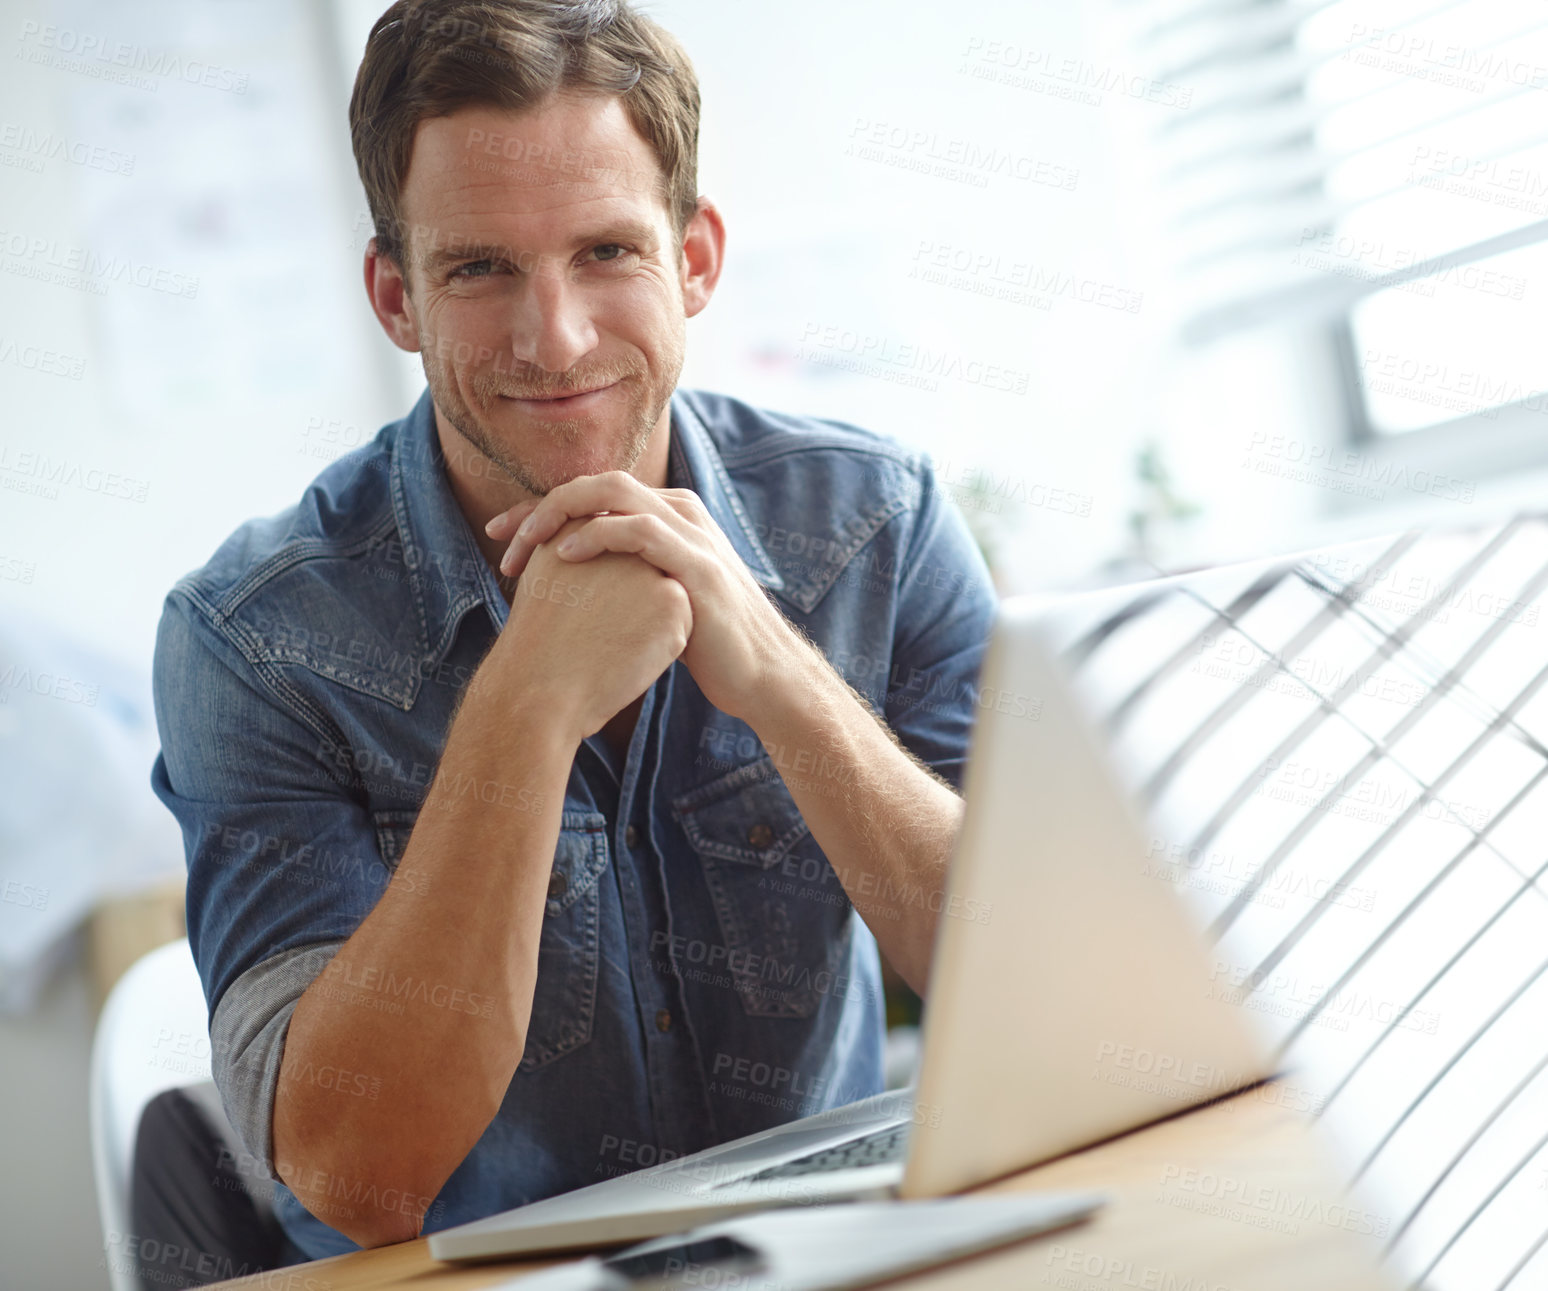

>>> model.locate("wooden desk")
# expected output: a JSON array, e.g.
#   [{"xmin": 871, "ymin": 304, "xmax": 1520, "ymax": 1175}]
[{"xmin": 210, "ymin": 1085, "xmax": 1396, "ymax": 1290}]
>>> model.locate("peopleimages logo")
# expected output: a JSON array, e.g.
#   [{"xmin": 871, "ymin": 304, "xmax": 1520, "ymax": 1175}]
[
  {"xmin": 0, "ymin": 229, "xmax": 199, "ymax": 299},
  {"xmin": 0, "ymin": 662, "xmax": 98, "ymax": 706},
  {"xmin": 0, "ymin": 123, "xmax": 135, "ymax": 175},
  {"xmin": 1343, "ymin": 23, "xmax": 1548, "ymax": 92},
  {"xmin": 845, "ymin": 117, "xmax": 1080, "ymax": 192},
  {"xmin": 796, "ymin": 321, "xmax": 1032, "ymax": 395},
  {"xmin": 0, "ymin": 336, "xmax": 85, "ymax": 380},
  {"xmin": 910, "ymin": 240, "xmax": 1144, "ymax": 315},
  {"xmin": 958, "ymin": 36, "xmax": 1194, "ymax": 111},
  {"xmin": 1240, "ymin": 430, "xmax": 1476, "ymax": 505},
  {"xmin": 1409, "ymin": 145, "xmax": 1548, "ymax": 216},
  {"xmin": 0, "ymin": 442, "xmax": 152, "ymax": 504},
  {"xmin": 15, "ymin": 21, "xmax": 250, "ymax": 93}
]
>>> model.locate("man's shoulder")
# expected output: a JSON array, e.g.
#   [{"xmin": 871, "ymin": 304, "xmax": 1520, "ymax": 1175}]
[
  {"xmin": 677, "ymin": 388, "xmax": 936, "ymax": 544},
  {"xmin": 171, "ymin": 428, "xmax": 400, "ymax": 616},
  {"xmin": 679, "ymin": 387, "xmax": 929, "ymax": 477},
  {"xmin": 679, "ymin": 389, "xmax": 965, "ymax": 617},
  {"xmin": 155, "ymin": 418, "xmax": 430, "ymax": 710}
]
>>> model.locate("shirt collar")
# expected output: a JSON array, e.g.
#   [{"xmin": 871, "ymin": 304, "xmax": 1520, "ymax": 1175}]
[
  {"xmin": 666, "ymin": 389, "xmax": 784, "ymax": 594},
  {"xmin": 387, "ymin": 386, "xmax": 503, "ymax": 656},
  {"xmin": 390, "ymin": 387, "xmax": 784, "ymax": 666}
]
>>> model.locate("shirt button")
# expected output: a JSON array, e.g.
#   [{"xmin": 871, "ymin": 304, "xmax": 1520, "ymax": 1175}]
[
  {"xmin": 747, "ymin": 823, "xmax": 774, "ymax": 849},
  {"xmin": 625, "ymin": 824, "xmax": 639, "ymax": 849},
  {"xmin": 547, "ymin": 870, "xmax": 567, "ymax": 900},
  {"xmin": 655, "ymin": 1009, "xmax": 672, "ymax": 1032}
]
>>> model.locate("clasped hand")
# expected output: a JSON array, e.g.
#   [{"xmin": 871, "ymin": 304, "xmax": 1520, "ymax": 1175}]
[{"xmin": 488, "ymin": 472, "xmax": 798, "ymax": 723}]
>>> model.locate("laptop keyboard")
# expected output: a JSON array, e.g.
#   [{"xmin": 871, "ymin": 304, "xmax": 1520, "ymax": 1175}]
[{"xmin": 736, "ymin": 1122, "xmax": 910, "ymax": 1184}]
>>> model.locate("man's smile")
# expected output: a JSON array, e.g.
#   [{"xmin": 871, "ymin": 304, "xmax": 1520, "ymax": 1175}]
[{"xmin": 499, "ymin": 380, "xmax": 621, "ymax": 414}]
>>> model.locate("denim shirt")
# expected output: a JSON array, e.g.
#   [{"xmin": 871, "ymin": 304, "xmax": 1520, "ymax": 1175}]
[{"xmin": 149, "ymin": 385, "xmax": 996, "ymax": 1260}]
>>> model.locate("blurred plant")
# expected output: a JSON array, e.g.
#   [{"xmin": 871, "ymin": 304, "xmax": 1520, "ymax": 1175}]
[
  {"xmin": 939, "ymin": 469, "xmax": 1003, "ymax": 585},
  {"xmin": 1126, "ymin": 440, "xmax": 1200, "ymax": 566}
]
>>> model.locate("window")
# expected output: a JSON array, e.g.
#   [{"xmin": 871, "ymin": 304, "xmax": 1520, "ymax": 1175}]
[{"xmin": 1122, "ymin": 0, "xmax": 1548, "ymax": 483}]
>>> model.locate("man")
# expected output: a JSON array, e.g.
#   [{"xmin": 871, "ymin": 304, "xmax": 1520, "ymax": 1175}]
[{"xmin": 150, "ymin": 0, "xmax": 996, "ymax": 1262}]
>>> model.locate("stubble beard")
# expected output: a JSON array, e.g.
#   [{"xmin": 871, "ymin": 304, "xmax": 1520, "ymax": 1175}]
[{"xmin": 422, "ymin": 331, "xmax": 684, "ymax": 497}]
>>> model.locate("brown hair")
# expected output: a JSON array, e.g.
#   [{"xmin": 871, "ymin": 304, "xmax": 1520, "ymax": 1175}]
[{"xmin": 349, "ymin": 0, "xmax": 700, "ymax": 267}]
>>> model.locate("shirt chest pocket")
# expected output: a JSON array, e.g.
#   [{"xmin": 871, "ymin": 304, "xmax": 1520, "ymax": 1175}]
[
  {"xmin": 670, "ymin": 757, "xmax": 852, "ymax": 1019},
  {"xmin": 372, "ymin": 807, "xmax": 610, "ymax": 1072}
]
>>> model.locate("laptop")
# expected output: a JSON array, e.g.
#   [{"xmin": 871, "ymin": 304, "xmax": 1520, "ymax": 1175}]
[{"xmin": 428, "ymin": 589, "xmax": 1276, "ymax": 1261}]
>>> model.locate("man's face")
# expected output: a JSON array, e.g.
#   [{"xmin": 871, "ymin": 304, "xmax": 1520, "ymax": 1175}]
[{"xmin": 394, "ymin": 94, "xmax": 689, "ymax": 497}]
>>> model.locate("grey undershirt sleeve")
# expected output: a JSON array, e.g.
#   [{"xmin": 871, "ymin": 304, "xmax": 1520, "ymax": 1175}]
[{"xmin": 208, "ymin": 941, "xmax": 347, "ymax": 1182}]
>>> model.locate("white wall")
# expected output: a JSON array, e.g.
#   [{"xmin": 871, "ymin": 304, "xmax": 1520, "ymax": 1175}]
[{"xmin": 0, "ymin": 0, "xmax": 417, "ymax": 677}]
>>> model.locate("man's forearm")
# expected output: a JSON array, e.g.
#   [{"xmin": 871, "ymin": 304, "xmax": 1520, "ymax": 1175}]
[
  {"xmin": 273, "ymin": 640, "xmax": 577, "ymax": 1247},
  {"xmin": 743, "ymin": 634, "xmax": 965, "ymax": 995}
]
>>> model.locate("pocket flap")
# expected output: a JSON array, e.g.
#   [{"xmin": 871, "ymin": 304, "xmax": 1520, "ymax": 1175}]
[
  {"xmin": 374, "ymin": 808, "xmax": 609, "ymax": 914},
  {"xmin": 372, "ymin": 808, "xmax": 420, "ymax": 866},
  {"xmin": 671, "ymin": 757, "xmax": 811, "ymax": 868},
  {"xmin": 547, "ymin": 810, "xmax": 609, "ymax": 914}
]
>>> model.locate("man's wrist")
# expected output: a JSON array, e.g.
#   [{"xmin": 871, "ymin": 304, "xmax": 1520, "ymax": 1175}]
[
  {"xmin": 740, "ymin": 625, "xmax": 843, "ymax": 735},
  {"xmin": 476, "ymin": 635, "xmax": 588, "ymax": 753}
]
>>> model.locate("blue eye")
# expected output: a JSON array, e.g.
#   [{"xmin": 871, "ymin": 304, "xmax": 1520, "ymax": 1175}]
[
  {"xmin": 593, "ymin": 245, "xmax": 626, "ymax": 262},
  {"xmin": 454, "ymin": 259, "xmax": 493, "ymax": 279}
]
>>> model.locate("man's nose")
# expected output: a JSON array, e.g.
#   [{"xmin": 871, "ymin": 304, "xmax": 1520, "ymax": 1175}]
[{"xmin": 506, "ymin": 255, "xmax": 598, "ymax": 374}]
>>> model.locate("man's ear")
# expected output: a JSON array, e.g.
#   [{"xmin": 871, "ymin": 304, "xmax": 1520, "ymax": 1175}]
[
  {"xmin": 680, "ymin": 196, "xmax": 726, "ymax": 320},
  {"xmin": 363, "ymin": 237, "xmax": 423, "ymax": 353}
]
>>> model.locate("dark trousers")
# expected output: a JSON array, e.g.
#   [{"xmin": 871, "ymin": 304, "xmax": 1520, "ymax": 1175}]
[{"xmin": 125, "ymin": 1087, "xmax": 309, "ymax": 1289}]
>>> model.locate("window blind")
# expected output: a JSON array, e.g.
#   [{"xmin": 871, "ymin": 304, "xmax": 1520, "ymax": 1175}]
[{"xmin": 1117, "ymin": 0, "xmax": 1548, "ymax": 371}]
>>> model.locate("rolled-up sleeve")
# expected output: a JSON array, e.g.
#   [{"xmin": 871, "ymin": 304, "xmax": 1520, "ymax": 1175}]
[
  {"xmin": 883, "ymin": 465, "xmax": 999, "ymax": 791},
  {"xmin": 149, "ymin": 589, "xmax": 389, "ymax": 1177}
]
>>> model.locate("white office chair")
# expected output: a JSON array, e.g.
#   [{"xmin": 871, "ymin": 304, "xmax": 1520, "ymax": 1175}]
[{"xmin": 89, "ymin": 938, "xmax": 215, "ymax": 1291}]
